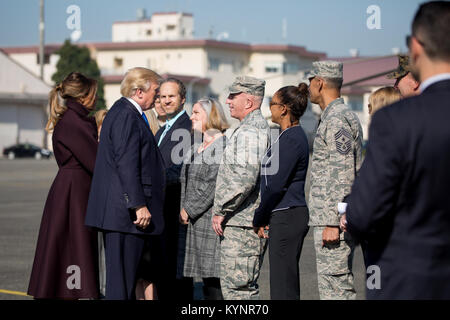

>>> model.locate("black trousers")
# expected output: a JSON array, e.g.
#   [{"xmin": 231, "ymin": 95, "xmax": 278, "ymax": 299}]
[
  {"xmin": 269, "ymin": 206, "xmax": 309, "ymax": 300},
  {"xmin": 203, "ymin": 277, "xmax": 223, "ymax": 300},
  {"xmin": 157, "ymin": 183, "xmax": 194, "ymax": 300},
  {"xmin": 103, "ymin": 231, "xmax": 145, "ymax": 300}
]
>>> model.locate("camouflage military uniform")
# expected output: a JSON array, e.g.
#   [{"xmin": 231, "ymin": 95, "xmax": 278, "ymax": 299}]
[
  {"xmin": 212, "ymin": 108, "xmax": 270, "ymax": 300},
  {"xmin": 309, "ymin": 96, "xmax": 363, "ymax": 300}
]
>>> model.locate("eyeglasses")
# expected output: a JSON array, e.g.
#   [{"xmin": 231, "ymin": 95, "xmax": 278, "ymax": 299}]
[
  {"xmin": 406, "ymin": 35, "xmax": 426, "ymax": 49},
  {"xmin": 269, "ymin": 102, "xmax": 284, "ymax": 108}
]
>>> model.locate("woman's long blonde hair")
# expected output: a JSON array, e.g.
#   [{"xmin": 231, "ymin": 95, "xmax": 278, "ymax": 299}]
[{"xmin": 46, "ymin": 72, "xmax": 98, "ymax": 132}]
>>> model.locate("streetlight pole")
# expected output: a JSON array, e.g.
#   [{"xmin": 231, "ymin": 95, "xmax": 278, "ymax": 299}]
[{"xmin": 39, "ymin": 0, "xmax": 45, "ymax": 81}]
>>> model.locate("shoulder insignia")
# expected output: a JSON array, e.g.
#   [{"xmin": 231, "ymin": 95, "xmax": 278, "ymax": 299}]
[{"xmin": 335, "ymin": 128, "xmax": 352, "ymax": 155}]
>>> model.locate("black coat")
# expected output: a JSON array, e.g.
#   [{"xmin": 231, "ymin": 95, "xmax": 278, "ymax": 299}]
[
  {"xmin": 346, "ymin": 79, "xmax": 450, "ymax": 299},
  {"xmin": 85, "ymin": 97, "xmax": 166, "ymax": 235},
  {"xmin": 153, "ymin": 111, "xmax": 192, "ymax": 287}
]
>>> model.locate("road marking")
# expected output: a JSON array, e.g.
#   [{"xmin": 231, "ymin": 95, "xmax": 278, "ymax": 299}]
[{"xmin": 0, "ymin": 289, "xmax": 30, "ymax": 297}]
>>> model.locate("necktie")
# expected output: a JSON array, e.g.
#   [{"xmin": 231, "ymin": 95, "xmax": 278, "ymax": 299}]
[{"xmin": 142, "ymin": 112, "xmax": 150, "ymax": 128}]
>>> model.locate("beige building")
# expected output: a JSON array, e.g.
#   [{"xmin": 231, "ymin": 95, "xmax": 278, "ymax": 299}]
[
  {"xmin": 90, "ymin": 40, "xmax": 326, "ymax": 111},
  {"xmin": 112, "ymin": 11, "xmax": 194, "ymax": 42},
  {"xmin": 2, "ymin": 11, "xmax": 326, "ymax": 143}
]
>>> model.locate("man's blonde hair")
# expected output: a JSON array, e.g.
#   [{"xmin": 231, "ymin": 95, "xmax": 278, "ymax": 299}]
[{"xmin": 120, "ymin": 67, "xmax": 161, "ymax": 98}]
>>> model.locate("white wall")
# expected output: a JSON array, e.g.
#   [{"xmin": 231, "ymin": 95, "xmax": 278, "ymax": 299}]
[
  {"xmin": 205, "ymin": 48, "xmax": 249, "ymax": 102},
  {"xmin": 0, "ymin": 104, "xmax": 18, "ymax": 152},
  {"xmin": 104, "ymin": 84, "xmax": 122, "ymax": 109},
  {"xmin": 0, "ymin": 103, "xmax": 47, "ymax": 153},
  {"xmin": 97, "ymin": 47, "xmax": 206, "ymax": 77},
  {"xmin": 113, "ymin": 22, "xmax": 153, "ymax": 42},
  {"xmin": 8, "ymin": 53, "xmax": 58, "ymax": 85}
]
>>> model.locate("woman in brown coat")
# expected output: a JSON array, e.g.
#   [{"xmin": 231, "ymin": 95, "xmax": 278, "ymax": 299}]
[{"xmin": 28, "ymin": 72, "xmax": 99, "ymax": 299}]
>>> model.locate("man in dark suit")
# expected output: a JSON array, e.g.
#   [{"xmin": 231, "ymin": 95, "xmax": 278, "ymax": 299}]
[
  {"xmin": 154, "ymin": 78, "xmax": 193, "ymax": 300},
  {"xmin": 341, "ymin": 1, "xmax": 450, "ymax": 299},
  {"xmin": 85, "ymin": 67, "xmax": 165, "ymax": 300}
]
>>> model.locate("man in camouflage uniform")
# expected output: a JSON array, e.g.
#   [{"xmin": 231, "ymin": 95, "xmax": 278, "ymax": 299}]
[
  {"xmin": 387, "ymin": 54, "xmax": 420, "ymax": 98},
  {"xmin": 212, "ymin": 76, "xmax": 270, "ymax": 300},
  {"xmin": 308, "ymin": 61, "xmax": 363, "ymax": 300}
]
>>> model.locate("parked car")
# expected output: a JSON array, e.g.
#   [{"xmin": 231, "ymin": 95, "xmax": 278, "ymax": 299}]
[{"xmin": 3, "ymin": 143, "xmax": 52, "ymax": 160}]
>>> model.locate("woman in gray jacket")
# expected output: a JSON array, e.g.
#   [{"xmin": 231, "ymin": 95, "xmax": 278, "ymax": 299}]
[{"xmin": 178, "ymin": 97, "xmax": 229, "ymax": 300}]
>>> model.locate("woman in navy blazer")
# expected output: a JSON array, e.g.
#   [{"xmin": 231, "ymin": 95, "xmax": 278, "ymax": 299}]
[{"xmin": 253, "ymin": 83, "xmax": 310, "ymax": 300}]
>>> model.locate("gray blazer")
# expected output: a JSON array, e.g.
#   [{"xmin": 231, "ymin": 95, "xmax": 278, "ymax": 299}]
[{"xmin": 177, "ymin": 136, "xmax": 226, "ymax": 278}]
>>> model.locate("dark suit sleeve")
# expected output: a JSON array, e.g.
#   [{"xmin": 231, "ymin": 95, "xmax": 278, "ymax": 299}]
[
  {"xmin": 346, "ymin": 109, "xmax": 403, "ymax": 239},
  {"xmin": 253, "ymin": 136, "xmax": 302, "ymax": 227},
  {"xmin": 111, "ymin": 112, "xmax": 146, "ymax": 210}
]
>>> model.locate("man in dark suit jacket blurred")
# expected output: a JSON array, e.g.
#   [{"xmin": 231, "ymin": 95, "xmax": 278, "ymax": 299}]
[
  {"xmin": 154, "ymin": 78, "xmax": 193, "ymax": 300},
  {"xmin": 342, "ymin": 1, "xmax": 450, "ymax": 299},
  {"xmin": 85, "ymin": 67, "xmax": 165, "ymax": 300}
]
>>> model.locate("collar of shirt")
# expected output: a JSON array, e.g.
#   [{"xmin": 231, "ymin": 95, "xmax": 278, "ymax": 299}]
[
  {"xmin": 240, "ymin": 109, "xmax": 263, "ymax": 126},
  {"xmin": 321, "ymin": 97, "xmax": 345, "ymax": 122},
  {"xmin": 126, "ymin": 97, "xmax": 143, "ymax": 115},
  {"xmin": 164, "ymin": 109, "xmax": 186, "ymax": 129},
  {"xmin": 419, "ymin": 73, "xmax": 450, "ymax": 93}
]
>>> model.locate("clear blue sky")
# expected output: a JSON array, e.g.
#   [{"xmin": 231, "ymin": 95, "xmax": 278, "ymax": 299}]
[{"xmin": 0, "ymin": 0, "xmax": 424, "ymax": 57}]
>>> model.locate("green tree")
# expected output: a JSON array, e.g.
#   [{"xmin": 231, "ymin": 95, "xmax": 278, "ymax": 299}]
[{"xmin": 52, "ymin": 39, "xmax": 106, "ymax": 110}]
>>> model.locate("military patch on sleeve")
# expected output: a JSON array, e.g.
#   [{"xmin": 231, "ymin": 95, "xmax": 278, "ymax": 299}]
[{"xmin": 335, "ymin": 128, "xmax": 352, "ymax": 155}]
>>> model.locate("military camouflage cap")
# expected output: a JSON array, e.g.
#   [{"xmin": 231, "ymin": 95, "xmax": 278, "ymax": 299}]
[
  {"xmin": 386, "ymin": 55, "xmax": 411, "ymax": 79},
  {"xmin": 307, "ymin": 61, "xmax": 343, "ymax": 80},
  {"xmin": 229, "ymin": 76, "xmax": 266, "ymax": 97}
]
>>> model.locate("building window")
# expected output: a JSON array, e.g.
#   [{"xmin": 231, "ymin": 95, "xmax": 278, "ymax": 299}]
[
  {"xmin": 283, "ymin": 62, "xmax": 299, "ymax": 74},
  {"xmin": 166, "ymin": 24, "xmax": 176, "ymax": 31},
  {"xmin": 146, "ymin": 29, "xmax": 152, "ymax": 36},
  {"xmin": 114, "ymin": 57, "xmax": 123, "ymax": 69},
  {"xmin": 264, "ymin": 62, "xmax": 282, "ymax": 73},
  {"xmin": 36, "ymin": 53, "xmax": 50, "ymax": 65},
  {"xmin": 265, "ymin": 66, "xmax": 278, "ymax": 73},
  {"xmin": 208, "ymin": 58, "xmax": 220, "ymax": 71}
]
